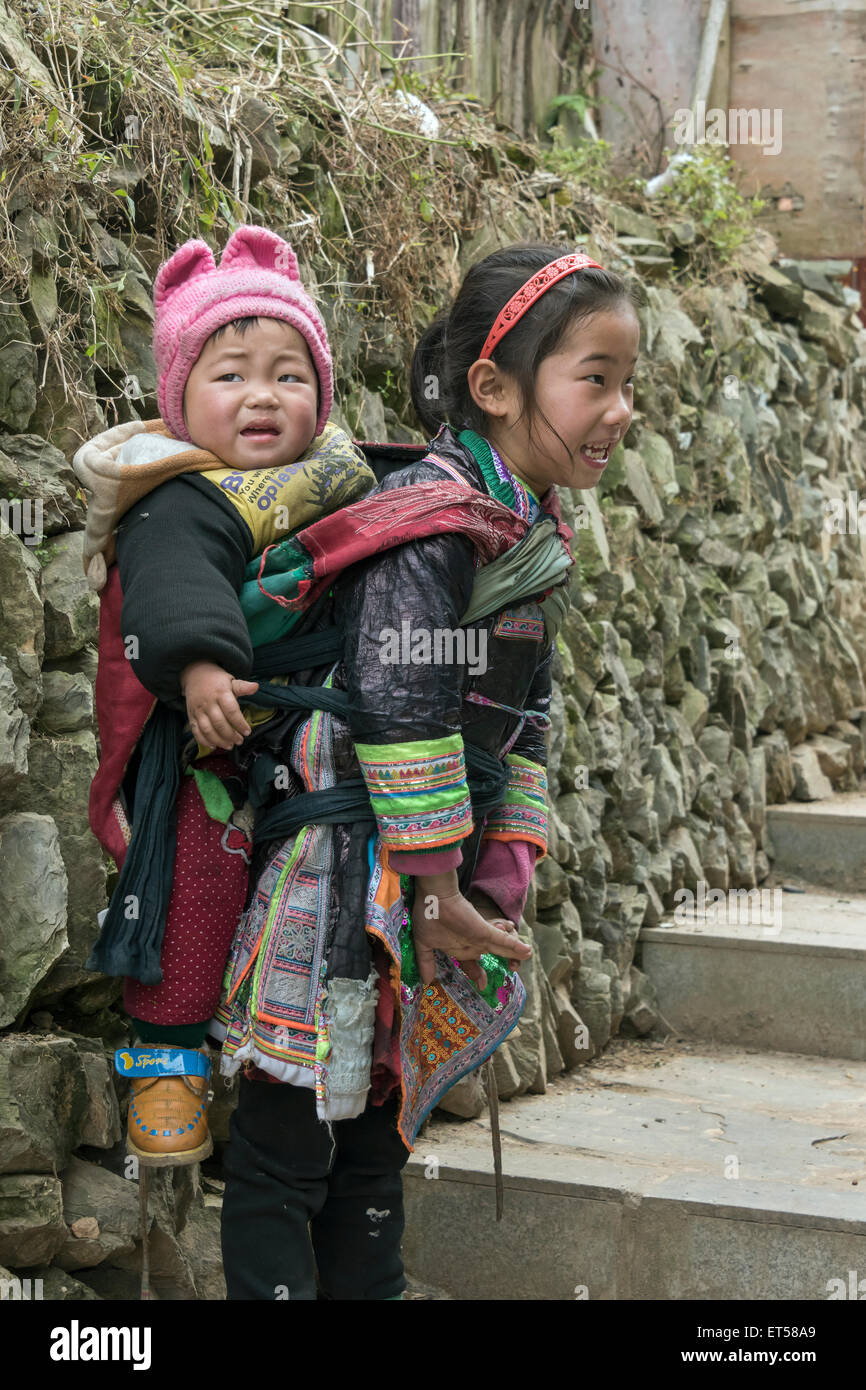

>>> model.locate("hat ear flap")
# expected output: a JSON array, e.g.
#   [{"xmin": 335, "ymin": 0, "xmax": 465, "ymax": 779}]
[
  {"xmin": 220, "ymin": 225, "xmax": 300, "ymax": 281},
  {"xmin": 153, "ymin": 240, "xmax": 216, "ymax": 308}
]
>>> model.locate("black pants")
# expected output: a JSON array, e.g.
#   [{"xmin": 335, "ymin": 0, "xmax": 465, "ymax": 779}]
[{"xmin": 221, "ymin": 1075, "xmax": 411, "ymax": 1300}]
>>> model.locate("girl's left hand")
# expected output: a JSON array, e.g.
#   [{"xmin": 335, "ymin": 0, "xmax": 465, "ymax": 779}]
[{"xmin": 411, "ymin": 884, "xmax": 530, "ymax": 990}]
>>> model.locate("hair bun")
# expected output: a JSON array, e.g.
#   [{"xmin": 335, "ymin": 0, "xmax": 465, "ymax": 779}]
[{"xmin": 409, "ymin": 316, "xmax": 449, "ymax": 437}]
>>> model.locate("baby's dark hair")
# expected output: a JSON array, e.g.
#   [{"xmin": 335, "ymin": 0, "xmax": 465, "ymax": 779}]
[
  {"xmin": 207, "ymin": 315, "xmax": 267, "ymax": 346},
  {"xmin": 410, "ymin": 243, "xmax": 640, "ymax": 449},
  {"xmin": 205, "ymin": 314, "xmax": 309, "ymax": 356}
]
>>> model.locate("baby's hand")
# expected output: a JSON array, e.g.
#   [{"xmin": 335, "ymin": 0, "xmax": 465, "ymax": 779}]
[{"xmin": 180, "ymin": 660, "xmax": 259, "ymax": 751}]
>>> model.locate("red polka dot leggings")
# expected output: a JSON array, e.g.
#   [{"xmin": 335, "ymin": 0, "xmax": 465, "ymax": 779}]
[{"xmin": 123, "ymin": 753, "xmax": 251, "ymax": 1026}]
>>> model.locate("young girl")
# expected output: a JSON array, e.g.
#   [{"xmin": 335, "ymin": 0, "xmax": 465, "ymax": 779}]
[{"xmin": 216, "ymin": 243, "xmax": 641, "ymax": 1299}]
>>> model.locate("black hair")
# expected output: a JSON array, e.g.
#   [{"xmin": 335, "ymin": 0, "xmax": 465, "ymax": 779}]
[
  {"xmin": 205, "ymin": 314, "xmax": 317, "ymax": 372},
  {"xmin": 410, "ymin": 242, "xmax": 640, "ymax": 459},
  {"xmin": 207, "ymin": 315, "xmax": 264, "ymax": 344}
]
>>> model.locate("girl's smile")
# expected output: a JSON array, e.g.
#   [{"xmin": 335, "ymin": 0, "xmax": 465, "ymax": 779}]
[{"xmin": 470, "ymin": 305, "xmax": 640, "ymax": 496}]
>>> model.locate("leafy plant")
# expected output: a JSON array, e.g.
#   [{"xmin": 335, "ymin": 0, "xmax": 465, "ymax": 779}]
[
  {"xmin": 539, "ymin": 125, "xmax": 612, "ymax": 194},
  {"xmin": 654, "ymin": 143, "xmax": 765, "ymax": 265},
  {"xmin": 547, "ymin": 92, "xmax": 590, "ymax": 124}
]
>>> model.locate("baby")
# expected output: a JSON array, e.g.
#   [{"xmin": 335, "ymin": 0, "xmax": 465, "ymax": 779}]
[
  {"xmin": 178, "ymin": 305, "xmax": 323, "ymax": 752},
  {"xmin": 75, "ymin": 227, "xmax": 376, "ymax": 1165},
  {"xmin": 150, "ymin": 228, "xmax": 342, "ymax": 756}
]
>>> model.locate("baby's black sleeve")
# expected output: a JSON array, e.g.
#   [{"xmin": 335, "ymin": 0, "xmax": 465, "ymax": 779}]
[{"xmin": 114, "ymin": 473, "xmax": 254, "ymax": 705}]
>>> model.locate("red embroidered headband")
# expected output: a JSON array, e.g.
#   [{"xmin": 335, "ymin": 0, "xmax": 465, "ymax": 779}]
[{"xmin": 478, "ymin": 252, "xmax": 604, "ymax": 362}]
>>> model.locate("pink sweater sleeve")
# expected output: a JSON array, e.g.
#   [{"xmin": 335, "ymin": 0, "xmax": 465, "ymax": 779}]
[
  {"xmin": 469, "ymin": 837, "xmax": 539, "ymax": 925},
  {"xmin": 388, "ymin": 845, "xmax": 463, "ymax": 875}
]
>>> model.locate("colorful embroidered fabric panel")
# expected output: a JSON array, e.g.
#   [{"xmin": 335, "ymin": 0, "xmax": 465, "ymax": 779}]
[
  {"xmin": 215, "ymin": 697, "xmax": 339, "ymax": 1100},
  {"xmin": 457, "ymin": 428, "xmax": 540, "ymax": 522},
  {"xmin": 354, "ymin": 734, "xmax": 473, "ymax": 851},
  {"xmin": 366, "ymin": 844, "xmax": 526, "ymax": 1147},
  {"xmin": 482, "ymin": 752, "xmax": 548, "ymax": 855},
  {"xmin": 492, "ymin": 611, "xmax": 546, "ymax": 641},
  {"xmin": 487, "ymin": 442, "xmax": 539, "ymax": 522},
  {"xmin": 216, "ymin": 821, "xmax": 333, "ymax": 1089}
]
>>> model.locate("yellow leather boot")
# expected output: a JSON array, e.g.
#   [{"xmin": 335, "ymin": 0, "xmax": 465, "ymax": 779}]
[{"xmin": 115, "ymin": 1046, "xmax": 213, "ymax": 1167}]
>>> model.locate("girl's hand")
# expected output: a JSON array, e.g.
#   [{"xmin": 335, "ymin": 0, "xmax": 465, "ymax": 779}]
[
  {"xmin": 412, "ymin": 875, "xmax": 531, "ymax": 991},
  {"xmin": 180, "ymin": 660, "xmax": 259, "ymax": 751}
]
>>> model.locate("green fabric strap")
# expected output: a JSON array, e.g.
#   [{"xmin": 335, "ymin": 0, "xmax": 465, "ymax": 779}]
[
  {"xmin": 537, "ymin": 582, "xmax": 571, "ymax": 646},
  {"xmin": 184, "ymin": 766, "xmax": 235, "ymax": 825},
  {"xmin": 458, "ymin": 515, "xmax": 572, "ymax": 631},
  {"xmin": 456, "ymin": 429, "xmax": 572, "ymax": 644}
]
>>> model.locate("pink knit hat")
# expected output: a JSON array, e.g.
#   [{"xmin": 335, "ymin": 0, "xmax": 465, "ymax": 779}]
[{"xmin": 152, "ymin": 225, "xmax": 334, "ymax": 440}]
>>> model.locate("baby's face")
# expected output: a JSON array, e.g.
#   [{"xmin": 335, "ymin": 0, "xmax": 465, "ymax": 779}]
[{"xmin": 182, "ymin": 319, "xmax": 319, "ymax": 470}]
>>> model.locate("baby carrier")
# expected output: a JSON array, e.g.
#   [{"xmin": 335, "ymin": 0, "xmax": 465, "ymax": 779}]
[{"xmin": 84, "ymin": 429, "xmax": 573, "ymax": 985}]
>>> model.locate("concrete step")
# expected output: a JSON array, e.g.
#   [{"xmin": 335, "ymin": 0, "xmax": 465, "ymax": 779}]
[
  {"xmin": 638, "ymin": 886, "xmax": 866, "ymax": 1059},
  {"xmin": 767, "ymin": 792, "xmax": 866, "ymax": 891},
  {"xmin": 402, "ymin": 1039, "xmax": 866, "ymax": 1300}
]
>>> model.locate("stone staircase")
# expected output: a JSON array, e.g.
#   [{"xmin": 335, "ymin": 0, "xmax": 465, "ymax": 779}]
[
  {"xmin": 401, "ymin": 795, "xmax": 866, "ymax": 1299},
  {"xmin": 765, "ymin": 792, "xmax": 866, "ymax": 895}
]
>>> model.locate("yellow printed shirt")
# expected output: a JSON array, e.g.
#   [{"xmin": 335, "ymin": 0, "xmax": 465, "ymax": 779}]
[
  {"xmin": 196, "ymin": 422, "xmax": 374, "ymax": 556},
  {"xmin": 194, "ymin": 423, "xmax": 377, "ymax": 744}
]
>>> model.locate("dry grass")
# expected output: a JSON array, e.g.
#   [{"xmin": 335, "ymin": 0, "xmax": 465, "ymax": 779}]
[{"xmin": 0, "ymin": 0, "xmax": 755, "ymax": 440}]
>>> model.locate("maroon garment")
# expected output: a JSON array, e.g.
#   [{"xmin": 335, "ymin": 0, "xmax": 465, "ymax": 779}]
[
  {"xmin": 369, "ymin": 939, "xmax": 402, "ymax": 1106},
  {"xmin": 388, "ymin": 845, "xmax": 463, "ymax": 875},
  {"xmin": 123, "ymin": 753, "xmax": 251, "ymax": 1024},
  {"xmin": 470, "ymin": 837, "xmax": 539, "ymax": 925},
  {"xmin": 90, "ymin": 563, "xmax": 157, "ymax": 870}
]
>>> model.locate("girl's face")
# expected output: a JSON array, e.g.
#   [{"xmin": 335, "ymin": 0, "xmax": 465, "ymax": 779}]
[
  {"xmin": 182, "ymin": 318, "xmax": 319, "ymax": 469},
  {"xmin": 480, "ymin": 305, "xmax": 640, "ymax": 495}
]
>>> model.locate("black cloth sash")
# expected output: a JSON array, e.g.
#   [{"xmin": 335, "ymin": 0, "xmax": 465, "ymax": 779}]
[{"xmin": 86, "ymin": 625, "xmax": 507, "ymax": 985}]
